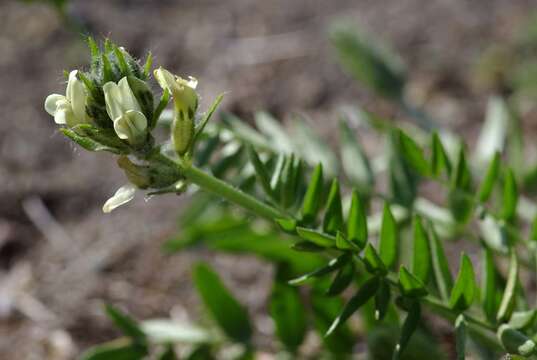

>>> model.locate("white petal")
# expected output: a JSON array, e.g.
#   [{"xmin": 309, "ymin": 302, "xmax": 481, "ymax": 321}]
[
  {"xmin": 67, "ymin": 71, "xmax": 88, "ymax": 123},
  {"xmin": 103, "ymin": 81, "xmax": 123, "ymax": 122},
  {"xmin": 44, "ymin": 94, "xmax": 66, "ymax": 116},
  {"xmin": 117, "ymin": 77, "xmax": 141, "ymax": 112},
  {"xmin": 65, "ymin": 70, "xmax": 78, "ymax": 100},
  {"xmin": 179, "ymin": 76, "xmax": 198, "ymax": 90},
  {"xmin": 102, "ymin": 184, "xmax": 136, "ymax": 213},
  {"xmin": 53, "ymin": 101, "xmax": 75, "ymax": 125},
  {"xmin": 154, "ymin": 67, "xmax": 177, "ymax": 92},
  {"xmin": 113, "ymin": 110, "xmax": 147, "ymax": 142}
]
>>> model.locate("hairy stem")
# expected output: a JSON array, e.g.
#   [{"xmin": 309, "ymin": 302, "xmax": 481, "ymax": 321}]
[{"xmin": 180, "ymin": 162, "xmax": 288, "ymax": 220}]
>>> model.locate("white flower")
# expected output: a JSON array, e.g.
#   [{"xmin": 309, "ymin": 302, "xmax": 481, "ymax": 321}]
[
  {"xmin": 44, "ymin": 70, "xmax": 90, "ymax": 127},
  {"xmin": 103, "ymin": 77, "xmax": 147, "ymax": 145},
  {"xmin": 154, "ymin": 67, "xmax": 198, "ymax": 119},
  {"xmin": 102, "ymin": 183, "xmax": 137, "ymax": 213}
]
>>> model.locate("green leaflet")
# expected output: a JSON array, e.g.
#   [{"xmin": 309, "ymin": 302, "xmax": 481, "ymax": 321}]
[
  {"xmin": 326, "ymin": 262, "xmax": 355, "ymax": 296},
  {"xmin": 347, "ymin": 189, "xmax": 368, "ymax": 249},
  {"xmin": 392, "ymin": 301, "xmax": 421, "ymax": 360},
  {"xmin": 60, "ymin": 128, "xmax": 129, "ymax": 155},
  {"xmin": 323, "ymin": 179, "xmax": 344, "ymax": 234},
  {"xmin": 292, "ymin": 117, "xmax": 338, "ymax": 176},
  {"xmin": 300, "ymin": 163, "xmax": 324, "ymax": 224},
  {"xmin": 389, "ymin": 133, "xmax": 419, "ymax": 207},
  {"xmin": 363, "ymin": 243, "xmax": 388, "ymax": 276},
  {"xmin": 428, "ymin": 223, "xmax": 453, "ymax": 301},
  {"xmin": 311, "ymin": 292, "xmax": 354, "ymax": 354},
  {"xmin": 482, "ymin": 246, "xmax": 499, "ymax": 324},
  {"xmin": 80, "ymin": 340, "xmax": 147, "ymax": 360},
  {"xmin": 398, "ymin": 266, "xmax": 428, "ymax": 298},
  {"xmin": 288, "ymin": 253, "xmax": 350, "ymax": 285},
  {"xmin": 193, "ymin": 263, "xmax": 252, "ymax": 344},
  {"xmin": 497, "ymin": 324, "xmax": 536, "ymax": 357},
  {"xmin": 339, "ymin": 119, "xmax": 374, "ymax": 191},
  {"xmin": 431, "ymin": 132, "xmax": 452, "ymax": 177},
  {"xmin": 326, "ymin": 276, "xmax": 380, "ymax": 336},
  {"xmin": 193, "ymin": 94, "xmax": 224, "ymax": 145},
  {"xmin": 329, "ymin": 24, "xmax": 406, "ymax": 100},
  {"xmin": 502, "ymin": 168, "xmax": 518, "ymax": 221},
  {"xmin": 379, "ymin": 203, "xmax": 398, "ymax": 269},
  {"xmin": 157, "ymin": 345, "xmax": 177, "ymax": 360},
  {"xmin": 247, "ymin": 146, "xmax": 277, "ymax": 202},
  {"xmin": 477, "ymin": 152, "xmax": 500, "ymax": 203},
  {"xmin": 152, "ymin": 89, "xmax": 170, "ymax": 129},
  {"xmin": 375, "ymin": 278, "xmax": 391, "ymax": 321},
  {"xmin": 254, "ymin": 111, "xmax": 293, "ymax": 154},
  {"xmin": 412, "ymin": 215, "xmax": 431, "ymax": 284},
  {"xmin": 497, "ymin": 250, "xmax": 519, "ymax": 323},
  {"xmin": 269, "ymin": 281, "xmax": 307, "ymax": 352},
  {"xmin": 104, "ymin": 305, "xmax": 147, "ymax": 344},
  {"xmin": 295, "ymin": 227, "xmax": 336, "ymax": 247},
  {"xmin": 508, "ymin": 310, "xmax": 537, "ymax": 330},
  {"xmin": 398, "ymin": 129, "xmax": 430, "ymax": 176},
  {"xmin": 455, "ymin": 315, "xmax": 467, "ymax": 360},
  {"xmin": 449, "ymin": 253, "xmax": 477, "ymax": 312},
  {"xmin": 449, "ymin": 147, "xmax": 474, "ymax": 224}
]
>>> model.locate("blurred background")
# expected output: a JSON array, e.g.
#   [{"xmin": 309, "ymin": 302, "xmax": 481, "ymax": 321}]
[{"xmin": 1, "ymin": 0, "xmax": 537, "ymax": 358}]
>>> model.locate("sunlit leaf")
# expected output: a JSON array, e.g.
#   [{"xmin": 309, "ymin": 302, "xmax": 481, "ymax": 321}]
[
  {"xmin": 475, "ymin": 96, "xmax": 508, "ymax": 167},
  {"xmin": 300, "ymin": 163, "xmax": 324, "ymax": 224}
]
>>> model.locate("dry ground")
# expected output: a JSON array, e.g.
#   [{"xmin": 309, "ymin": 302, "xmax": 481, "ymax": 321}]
[{"xmin": 1, "ymin": 0, "xmax": 536, "ymax": 358}]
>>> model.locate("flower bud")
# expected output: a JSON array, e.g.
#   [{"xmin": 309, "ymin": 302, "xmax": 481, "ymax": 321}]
[
  {"xmin": 117, "ymin": 156, "xmax": 151, "ymax": 189},
  {"xmin": 171, "ymin": 111, "xmax": 195, "ymax": 156},
  {"xmin": 154, "ymin": 67, "xmax": 198, "ymax": 121},
  {"xmin": 103, "ymin": 77, "xmax": 148, "ymax": 146}
]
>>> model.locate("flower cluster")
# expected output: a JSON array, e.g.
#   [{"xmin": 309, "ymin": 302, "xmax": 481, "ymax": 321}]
[{"xmin": 44, "ymin": 39, "xmax": 214, "ymax": 212}]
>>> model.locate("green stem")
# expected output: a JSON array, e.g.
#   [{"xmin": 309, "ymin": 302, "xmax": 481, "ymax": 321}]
[{"xmin": 180, "ymin": 163, "xmax": 288, "ymax": 220}]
